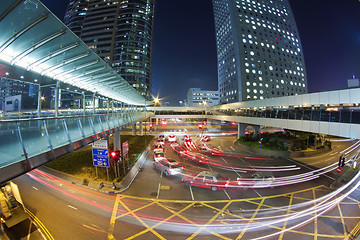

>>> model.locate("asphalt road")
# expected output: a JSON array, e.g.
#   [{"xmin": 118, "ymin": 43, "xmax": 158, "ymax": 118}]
[
  {"xmin": 8, "ymin": 123, "xmax": 360, "ymax": 240},
  {"xmin": 15, "ymin": 171, "xmax": 114, "ymax": 240},
  {"xmin": 124, "ymin": 134, "xmax": 338, "ymax": 201}
]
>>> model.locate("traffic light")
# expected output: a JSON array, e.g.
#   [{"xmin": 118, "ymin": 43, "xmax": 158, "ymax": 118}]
[
  {"xmin": 110, "ymin": 150, "xmax": 121, "ymax": 162},
  {"xmin": 258, "ymin": 138, "xmax": 263, "ymax": 148}
]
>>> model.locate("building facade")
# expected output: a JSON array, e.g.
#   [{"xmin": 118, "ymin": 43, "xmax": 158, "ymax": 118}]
[
  {"xmin": 64, "ymin": 0, "xmax": 156, "ymax": 99},
  {"xmin": 212, "ymin": 0, "xmax": 308, "ymax": 104},
  {"xmin": 0, "ymin": 78, "xmax": 39, "ymax": 111},
  {"xmin": 187, "ymin": 88, "xmax": 220, "ymax": 107}
]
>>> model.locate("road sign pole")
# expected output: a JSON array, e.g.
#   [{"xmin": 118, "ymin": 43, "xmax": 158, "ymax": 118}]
[
  {"xmin": 122, "ymin": 155, "xmax": 126, "ymax": 176},
  {"xmin": 114, "ymin": 162, "xmax": 118, "ymax": 179}
]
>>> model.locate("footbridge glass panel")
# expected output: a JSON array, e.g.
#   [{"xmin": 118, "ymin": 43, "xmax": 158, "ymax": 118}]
[{"xmin": 0, "ymin": 112, "xmax": 152, "ymax": 171}]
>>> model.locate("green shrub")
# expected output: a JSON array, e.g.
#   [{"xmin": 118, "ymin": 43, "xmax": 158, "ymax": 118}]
[{"xmin": 46, "ymin": 135, "xmax": 154, "ymax": 181}]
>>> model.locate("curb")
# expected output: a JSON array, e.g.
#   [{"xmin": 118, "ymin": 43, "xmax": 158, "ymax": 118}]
[{"xmin": 39, "ymin": 147, "xmax": 151, "ymax": 194}]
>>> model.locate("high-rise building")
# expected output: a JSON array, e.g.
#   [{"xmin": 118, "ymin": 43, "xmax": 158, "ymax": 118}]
[
  {"xmin": 0, "ymin": 78, "xmax": 39, "ymax": 111},
  {"xmin": 187, "ymin": 88, "xmax": 220, "ymax": 107},
  {"xmin": 212, "ymin": 0, "xmax": 308, "ymax": 103},
  {"xmin": 64, "ymin": 0, "xmax": 155, "ymax": 99}
]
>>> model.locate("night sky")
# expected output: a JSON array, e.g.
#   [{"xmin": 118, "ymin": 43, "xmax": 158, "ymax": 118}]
[{"xmin": 41, "ymin": 0, "xmax": 360, "ymax": 105}]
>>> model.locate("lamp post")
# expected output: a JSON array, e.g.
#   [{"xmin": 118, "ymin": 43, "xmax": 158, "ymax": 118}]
[
  {"xmin": 144, "ymin": 99, "xmax": 147, "ymax": 151},
  {"xmin": 202, "ymin": 101, "xmax": 207, "ymax": 136},
  {"xmin": 144, "ymin": 97, "xmax": 159, "ymax": 151}
]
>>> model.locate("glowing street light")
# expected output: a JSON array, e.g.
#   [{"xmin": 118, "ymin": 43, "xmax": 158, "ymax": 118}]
[{"xmin": 153, "ymin": 97, "xmax": 160, "ymax": 105}]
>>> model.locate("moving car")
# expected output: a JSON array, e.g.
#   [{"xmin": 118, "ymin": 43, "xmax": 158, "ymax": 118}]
[
  {"xmin": 153, "ymin": 143, "xmax": 164, "ymax": 153},
  {"xmin": 182, "ymin": 171, "xmax": 230, "ymax": 191},
  {"xmin": 179, "ymin": 151, "xmax": 197, "ymax": 161},
  {"xmin": 251, "ymin": 172, "xmax": 275, "ymax": 188},
  {"xmin": 183, "ymin": 139, "xmax": 196, "ymax": 150},
  {"xmin": 170, "ymin": 142, "xmax": 183, "ymax": 154},
  {"xmin": 158, "ymin": 134, "xmax": 165, "ymax": 141},
  {"xmin": 153, "ymin": 158, "xmax": 183, "ymax": 176},
  {"xmin": 197, "ymin": 143, "xmax": 208, "ymax": 151},
  {"xmin": 200, "ymin": 135, "xmax": 210, "ymax": 142},
  {"xmin": 156, "ymin": 139, "xmax": 165, "ymax": 146},
  {"xmin": 167, "ymin": 134, "xmax": 177, "ymax": 142},
  {"xmin": 153, "ymin": 152, "xmax": 165, "ymax": 162},
  {"xmin": 183, "ymin": 135, "xmax": 191, "ymax": 141}
]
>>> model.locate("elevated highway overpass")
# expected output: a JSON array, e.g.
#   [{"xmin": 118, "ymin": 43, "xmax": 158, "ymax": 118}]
[{"xmin": 150, "ymin": 87, "xmax": 360, "ymax": 139}]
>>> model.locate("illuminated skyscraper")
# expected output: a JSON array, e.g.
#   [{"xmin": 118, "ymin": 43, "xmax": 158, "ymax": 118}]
[
  {"xmin": 64, "ymin": 0, "xmax": 155, "ymax": 98},
  {"xmin": 212, "ymin": 0, "xmax": 308, "ymax": 103}
]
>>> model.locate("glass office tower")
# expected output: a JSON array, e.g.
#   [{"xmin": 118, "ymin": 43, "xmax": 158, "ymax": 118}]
[
  {"xmin": 64, "ymin": 0, "xmax": 155, "ymax": 99},
  {"xmin": 212, "ymin": 0, "xmax": 308, "ymax": 103}
]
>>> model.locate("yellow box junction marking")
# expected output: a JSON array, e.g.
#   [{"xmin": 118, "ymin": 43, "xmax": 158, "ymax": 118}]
[{"xmin": 106, "ymin": 185, "xmax": 355, "ymax": 240}]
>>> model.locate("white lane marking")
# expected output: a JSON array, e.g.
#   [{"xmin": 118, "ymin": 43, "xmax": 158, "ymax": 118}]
[
  {"xmin": 330, "ymin": 152, "xmax": 338, "ymax": 156},
  {"xmin": 82, "ymin": 224, "xmax": 107, "ymax": 233},
  {"xmin": 68, "ymin": 205, "xmax": 77, "ymax": 210},
  {"xmin": 254, "ymin": 190, "xmax": 262, "ymax": 198},
  {"xmin": 220, "ymin": 156, "xmax": 242, "ymax": 177},
  {"xmin": 230, "ymin": 146, "xmax": 235, "ymax": 151},
  {"xmin": 157, "ymin": 183, "xmax": 161, "ymax": 199},
  {"xmin": 287, "ymin": 158, "xmax": 335, "ymax": 180},
  {"xmin": 221, "ymin": 156, "xmax": 228, "ymax": 163},
  {"xmin": 32, "ymin": 186, "xmax": 38, "ymax": 191},
  {"xmin": 208, "ymin": 165, "xmax": 213, "ymax": 171},
  {"xmin": 235, "ymin": 155, "xmax": 246, "ymax": 164},
  {"xmin": 189, "ymin": 185, "xmax": 194, "ymax": 201},
  {"xmin": 224, "ymin": 190, "xmax": 231, "ymax": 200}
]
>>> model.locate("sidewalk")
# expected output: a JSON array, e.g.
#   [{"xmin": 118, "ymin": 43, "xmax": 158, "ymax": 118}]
[
  {"xmin": 0, "ymin": 224, "xmax": 10, "ymax": 240},
  {"xmin": 39, "ymin": 147, "xmax": 151, "ymax": 194}
]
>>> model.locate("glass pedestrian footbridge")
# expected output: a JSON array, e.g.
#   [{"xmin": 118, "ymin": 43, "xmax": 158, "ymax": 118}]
[
  {"xmin": 151, "ymin": 87, "xmax": 360, "ymax": 139},
  {"xmin": 0, "ymin": 111, "xmax": 153, "ymax": 183}
]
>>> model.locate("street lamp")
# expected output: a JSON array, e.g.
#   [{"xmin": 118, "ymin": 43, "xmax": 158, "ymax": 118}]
[
  {"xmin": 153, "ymin": 97, "xmax": 160, "ymax": 106},
  {"xmin": 144, "ymin": 97, "xmax": 159, "ymax": 151},
  {"xmin": 202, "ymin": 100, "xmax": 207, "ymax": 123},
  {"xmin": 199, "ymin": 101, "xmax": 207, "ymax": 136},
  {"xmin": 144, "ymin": 99, "xmax": 147, "ymax": 151}
]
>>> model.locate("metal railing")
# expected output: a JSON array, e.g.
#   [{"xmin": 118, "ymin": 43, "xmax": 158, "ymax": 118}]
[
  {"xmin": 209, "ymin": 107, "xmax": 360, "ymax": 124},
  {"xmin": 0, "ymin": 111, "xmax": 153, "ymax": 169}
]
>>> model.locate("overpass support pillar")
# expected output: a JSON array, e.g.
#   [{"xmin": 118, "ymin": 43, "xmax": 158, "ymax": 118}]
[
  {"xmin": 37, "ymin": 87, "xmax": 42, "ymax": 118},
  {"xmin": 237, "ymin": 123, "xmax": 247, "ymax": 139},
  {"xmin": 55, "ymin": 81, "xmax": 60, "ymax": 117},
  {"xmin": 139, "ymin": 121, "xmax": 144, "ymax": 136},
  {"xmin": 82, "ymin": 93, "xmax": 86, "ymax": 115},
  {"xmin": 132, "ymin": 124, "xmax": 136, "ymax": 136},
  {"xmin": 252, "ymin": 124, "xmax": 260, "ymax": 138},
  {"xmin": 113, "ymin": 131, "xmax": 121, "ymax": 151},
  {"xmin": 92, "ymin": 93, "xmax": 96, "ymax": 115}
]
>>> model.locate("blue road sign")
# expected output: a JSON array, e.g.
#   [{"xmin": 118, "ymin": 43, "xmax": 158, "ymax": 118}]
[{"xmin": 92, "ymin": 148, "xmax": 109, "ymax": 167}]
